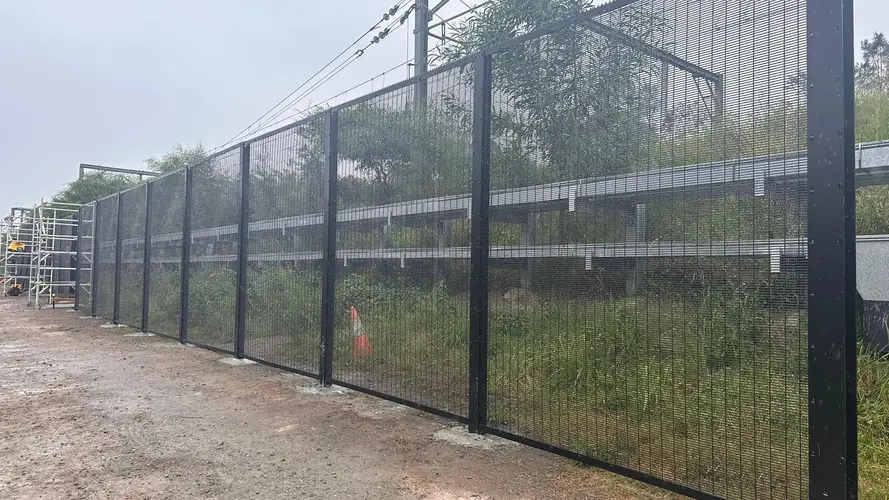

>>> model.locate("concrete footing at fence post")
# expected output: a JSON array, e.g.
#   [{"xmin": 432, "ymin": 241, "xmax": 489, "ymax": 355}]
[
  {"xmin": 433, "ymin": 426, "xmax": 516, "ymax": 450},
  {"xmin": 218, "ymin": 357, "xmax": 256, "ymax": 366}
]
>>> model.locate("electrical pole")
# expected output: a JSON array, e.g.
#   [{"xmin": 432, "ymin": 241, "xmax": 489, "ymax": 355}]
[{"xmin": 414, "ymin": 0, "xmax": 429, "ymax": 105}]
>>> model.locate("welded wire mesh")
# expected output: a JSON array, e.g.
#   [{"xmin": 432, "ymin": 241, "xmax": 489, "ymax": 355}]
[
  {"xmin": 333, "ymin": 64, "xmax": 474, "ymax": 416},
  {"xmin": 147, "ymin": 171, "xmax": 185, "ymax": 337},
  {"xmin": 244, "ymin": 118, "xmax": 326, "ymax": 373},
  {"xmin": 60, "ymin": 0, "xmax": 845, "ymax": 496},
  {"xmin": 186, "ymin": 149, "xmax": 241, "ymax": 351},
  {"xmin": 117, "ymin": 186, "xmax": 146, "ymax": 327},
  {"xmin": 484, "ymin": 1, "xmax": 807, "ymax": 498},
  {"xmin": 77, "ymin": 204, "xmax": 94, "ymax": 312},
  {"xmin": 94, "ymin": 196, "xmax": 118, "ymax": 319}
]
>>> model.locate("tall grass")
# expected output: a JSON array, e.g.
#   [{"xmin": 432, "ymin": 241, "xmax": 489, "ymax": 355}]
[
  {"xmin": 147, "ymin": 264, "xmax": 181, "ymax": 335},
  {"xmin": 853, "ymin": 91, "xmax": 889, "ymax": 498},
  {"xmin": 186, "ymin": 265, "xmax": 237, "ymax": 349},
  {"xmin": 857, "ymin": 91, "xmax": 889, "ymax": 236},
  {"xmin": 858, "ymin": 345, "xmax": 889, "ymax": 499},
  {"xmin": 244, "ymin": 266, "xmax": 321, "ymax": 372}
]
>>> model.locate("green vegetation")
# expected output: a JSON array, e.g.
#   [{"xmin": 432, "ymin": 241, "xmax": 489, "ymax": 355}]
[
  {"xmin": 147, "ymin": 264, "xmax": 181, "ymax": 335},
  {"xmin": 186, "ymin": 265, "xmax": 237, "ymax": 348},
  {"xmin": 856, "ymin": 90, "xmax": 889, "ymax": 236},
  {"xmin": 859, "ymin": 345, "xmax": 889, "ymax": 498},
  {"xmin": 244, "ymin": 266, "xmax": 321, "ymax": 372},
  {"xmin": 54, "ymin": 172, "xmax": 140, "ymax": 205},
  {"xmin": 52, "ymin": 143, "xmax": 206, "ymax": 204},
  {"xmin": 117, "ymin": 265, "xmax": 144, "ymax": 325}
]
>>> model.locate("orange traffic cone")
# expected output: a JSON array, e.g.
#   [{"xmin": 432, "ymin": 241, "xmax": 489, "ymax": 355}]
[{"xmin": 351, "ymin": 305, "xmax": 372, "ymax": 357}]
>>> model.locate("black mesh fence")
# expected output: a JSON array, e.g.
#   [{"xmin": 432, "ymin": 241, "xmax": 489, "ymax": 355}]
[
  {"xmin": 117, "ymin": 186, "xmax": 146, "ymax": 327},
  {"xmin": 148, "ymin": 171, "xmax": 185, "ymax": 337},
  {"xmin": 244, "ymin": 118, "xmax": 326, "ymax": 374},
  {"xmin": 77, "ymin": 204, "xmax": 94, "ymax": 312},
  {"xmin": 94, "ymin": 196, "xmax": 118, "ymax": 319},
  {"xmin": 185, "ymin": 149, "xmax": 241, "ymax": 351},
  {"xmin": 332, "ymin": 64, "xmax": 474, "ymax": 417},
  {"xmin": 483, "ymin": 1, "xmax": 806, "ymax": 497},
  {"xmin": 72, "ymin": 0, "xmax": 863, "ymax": 496}
]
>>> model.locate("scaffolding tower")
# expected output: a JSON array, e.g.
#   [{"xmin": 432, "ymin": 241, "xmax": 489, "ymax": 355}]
[
  {"xmin": 27, "ymin": 200, "xmax": 82, "ymax": 308},
  {"xmin": 2, "ymin": 207, "xmax": 36, "ymax": 297}
]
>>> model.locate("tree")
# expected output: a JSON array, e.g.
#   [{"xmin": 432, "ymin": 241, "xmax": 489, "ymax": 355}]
[
  {"xmin": 145, "ymin": 143, "xmax": 208, "ymax": 173},
  {"xmin": 53, "ymin": 172, "xmax": 138, "ymax": 204},
  {"xmin": 338, "ymin": 102, "xmax": 471, "ymax": 205},
  {"xmin": 857, "ymin": 32, "xmax": 889, "ymax": 92},
  {"xmin": 249, "ymin": 118, "xmax": 327, "ymax": 220},
  {"xmin": 437, "ymin": 0, "xmax": 665, "ymax": 186},
  {"xmin": 53, "ymin": 143, "xmax": 208, "ymax": 204}
]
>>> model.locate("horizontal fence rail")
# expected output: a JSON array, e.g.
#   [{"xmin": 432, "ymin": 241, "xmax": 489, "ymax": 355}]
[
  {"xmin": 100, "ymin": 140, "xmax": 889, "ymax": 251},
  {"xmin": 77, "ymin": 0, "xmax": 858, "ymax": 498}
]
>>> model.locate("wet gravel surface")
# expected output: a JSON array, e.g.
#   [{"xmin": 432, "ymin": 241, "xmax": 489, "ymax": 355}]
[{"xmin": 0, "ymin": 298, "xmax": 674, "ymax": 499}]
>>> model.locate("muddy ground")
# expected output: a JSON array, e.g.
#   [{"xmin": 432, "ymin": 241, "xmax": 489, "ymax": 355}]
[{"xmin": 0, "ymin": 297, "xmax": 676, "ymax": 499}]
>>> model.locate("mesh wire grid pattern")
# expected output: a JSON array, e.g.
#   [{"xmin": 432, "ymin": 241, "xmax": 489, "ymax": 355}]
[
  {"xmin": 484, "ymin": 0, "xmax": 806, "ymax": 498},
  {"xmin": 117, "ymin": 187, "xmax": 146, "ymax": 327},
  {"xmin": 332, "ymin": 63, "xmax": 474, "ymax": 417},
  {"xmin": 244, "ymin": 118, "xmax": 326, "ymax": 374},
  {"xmin": 78, "ymin": 204, "xmax": 94, "ymax": 312},
  {"xmin": 147, "ymin": 171, "xmax": 185, "ymax": 337},
  {"xmin": 69, "ymin": 0, "xmax": 838, "ymax": 495},
  {"xmin": 94, "ymin": 196, "xmax": 119, "ymax": 319},
  {"xmin": 186, "ymin": 149, "xmax": 242, "ymax": 351}
]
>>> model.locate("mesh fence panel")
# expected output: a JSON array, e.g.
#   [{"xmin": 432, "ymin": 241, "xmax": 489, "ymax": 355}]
[
  {"xmin": 59, "ymin": 0, "xmax": 865, "ymax": 494},
  {"xmin": 244, "ymin": 118, "xmax": 325, "ymax": 373},
  {"xmin": 333, "ymin": 65, "xmax": 474, "ymax": 416},
  {"xmin": 94, "ymin": 196, "xmax": 118, "ymax": 319},
  {"xmin": 186, "ymin": 150, "xmax": 241, "ymax": 351},
  {"xmin": 77, "ymin": 204, "xmax": 94, "ymax": 312},
  {"xmin": 117, "ymin": 186, "xmax": 146, "ymax": 327},
  {"xmin": 484, "ymin": 1, "xmax": 806, "ymax": 498},
  {"xmin": 148, "ymin": 171, "xmax": 185, "ymax": 337}
]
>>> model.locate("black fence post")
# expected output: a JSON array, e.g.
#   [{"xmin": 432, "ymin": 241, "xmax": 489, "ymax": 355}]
[
  {"xmin": 807, "ymin": 0, "xmax": 857, "ymax": 498},
  {"xmin": 141, "ymin": 183, "xmax": 152, "ymax": 332},
  {"xmin": 235, "ymin": 142, "xmax": 251, "ymax": 358},
  {"xmin": 91, "ymin": 203, "xmax": 99, "ymax": 317},
  {"xmin": 74, "ymin": 207, "xmax": 83, "ymax": 311},
  {"xmin": 112, "ymin": 194, "xmax": 122, "ymax": 324},
  {"xmin": 179, "ymin": 167, "xmax": 194, "ymax": 344},
  {"xmin": 320, "ymin": 110, "xmax": 339, "ymax": 386},
  {"xmin": 468, "ymin": 52, "xmax": 492, "ymax": 434}
]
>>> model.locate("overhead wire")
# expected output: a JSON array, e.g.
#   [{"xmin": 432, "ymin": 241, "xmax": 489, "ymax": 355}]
[
  {"xmin": 232, "ymin": 59, "xmax": 414, "ymax": 142},
  {"xmin": 211, "ymin": 0, "xmax": 412, "ymax": 153},
  {"xmin": 251, "ymin": 9, "xmax": 412, "ymax": 134}
]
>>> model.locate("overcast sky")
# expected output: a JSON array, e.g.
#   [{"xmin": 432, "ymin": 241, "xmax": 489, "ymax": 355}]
[{"xmin": 1, "ymin": 0, "xmax": 887, "ymax": 209}]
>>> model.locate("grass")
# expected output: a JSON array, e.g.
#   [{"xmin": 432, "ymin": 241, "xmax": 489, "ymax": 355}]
[
  {"xmin": 483, "ymin": 293, "xmax": 806, "ymax": 499},
  {"xmin": 859, "ymin": 345, "xmax": 889, "ymax": 499},
  {"xmin": 244, "ymin": 266, "xmax": 321, "ymax": 373},
  {"xmin": 186, "ymin": 265, "xmax": 237, "ymax": 349},
  {"xmin": 124, "ymin": 257, "xmax": 886, "ymax": 499}
]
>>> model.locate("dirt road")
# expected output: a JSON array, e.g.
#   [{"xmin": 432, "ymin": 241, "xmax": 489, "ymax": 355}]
[{"xmin": 0, "ymin": 297, "xmax": 674, "ymax": 499}]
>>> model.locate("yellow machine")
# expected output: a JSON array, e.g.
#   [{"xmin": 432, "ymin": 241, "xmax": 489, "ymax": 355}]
[{"xmin": 7, "ymin": 241, "xmax": 24, "ymax": 252}]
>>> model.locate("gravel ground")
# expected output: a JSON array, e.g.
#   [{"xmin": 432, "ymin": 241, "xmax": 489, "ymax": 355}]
[{"xmin": 0, "ymin": 297, "xmax": 676, "ymax": 499}]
